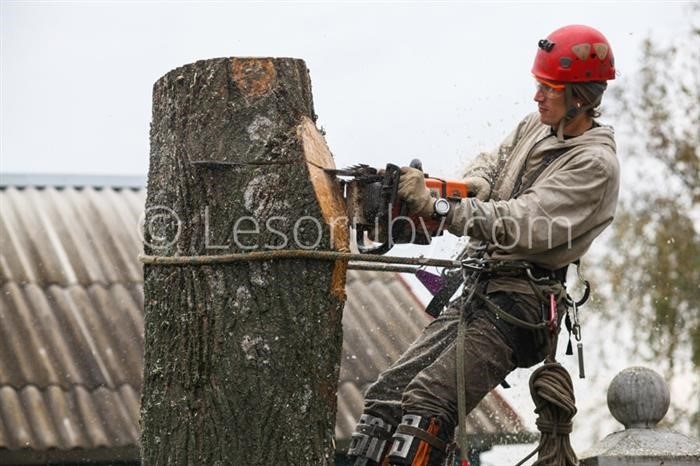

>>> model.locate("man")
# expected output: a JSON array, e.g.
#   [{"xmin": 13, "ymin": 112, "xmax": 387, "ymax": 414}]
[{"xmin": 347, "ymin": 25, "xmax": 620, "ymax": 466}]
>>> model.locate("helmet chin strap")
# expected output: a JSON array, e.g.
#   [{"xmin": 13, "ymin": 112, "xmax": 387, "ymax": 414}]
[
  {"xmin": 556, "ymin": 84, "xmax": 595, "ymax": 141},
  {"xmin": 556, "ymin": 119, "xmax": 567, "ymax": 142}
]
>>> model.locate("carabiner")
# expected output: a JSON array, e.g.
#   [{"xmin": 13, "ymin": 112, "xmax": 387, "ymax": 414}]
[{"xmin": 566, "ymin": 262, "xmax": 591, "ymax": 307}]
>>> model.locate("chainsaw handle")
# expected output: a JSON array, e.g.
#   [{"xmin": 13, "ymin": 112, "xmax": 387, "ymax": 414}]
[
  {"xmin": 399, "ymin": 159, "xmax": 424, "ymax": 217},
  {"xmin": 398, "ymin": 160, "xmax": 422, "ymax": 218}
]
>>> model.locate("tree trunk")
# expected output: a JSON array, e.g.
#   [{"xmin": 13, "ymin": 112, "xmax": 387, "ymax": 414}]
[{"xmin": 141, "ymin": 57, "xmax": 348, "ymax": 465}]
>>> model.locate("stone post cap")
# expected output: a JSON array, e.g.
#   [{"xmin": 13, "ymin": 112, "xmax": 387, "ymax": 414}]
[
  {"xmin": 580, "ymin": 366, "xmax": 700, "ymax": 465},
  {"xmin": 607, "ymin": 366, "xmax": 670, "ymax": 429}
]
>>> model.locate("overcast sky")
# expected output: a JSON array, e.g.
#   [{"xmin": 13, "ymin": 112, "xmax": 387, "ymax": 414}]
[
  {"xmin": 1, "ymin": 1, "xmax": 693, "ymax": 178},
  {"xmin": 2, "ymin": 3, "xmax": 697, "ymax": 462}
]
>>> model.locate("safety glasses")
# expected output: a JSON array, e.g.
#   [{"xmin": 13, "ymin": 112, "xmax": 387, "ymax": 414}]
[{"xmin": 535, "ymin": 78, "xmax": 565, "ymax": 97}]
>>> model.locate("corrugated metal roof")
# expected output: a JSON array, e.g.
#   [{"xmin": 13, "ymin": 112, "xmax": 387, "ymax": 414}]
[{"xmin": 0, "ymin": 180, "xmax": 534, "ymax": 462}]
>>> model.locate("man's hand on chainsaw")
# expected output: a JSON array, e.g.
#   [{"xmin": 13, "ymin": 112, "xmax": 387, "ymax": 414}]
[
  {"xmin": 398, "ymin": 167, "xmax": 434, "ymax": 217},
  {"xmin": 463, "ymin": 176, "xmax": 491, "ymax": 201}
]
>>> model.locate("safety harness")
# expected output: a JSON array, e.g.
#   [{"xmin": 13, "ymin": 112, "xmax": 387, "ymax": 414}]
[{"xmin": 452, "ymin": 258, "xmax": 589, "ymax": 466}]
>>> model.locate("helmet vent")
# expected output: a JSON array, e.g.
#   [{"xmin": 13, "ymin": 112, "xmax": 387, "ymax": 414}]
[
  {"xmin": 593, "ymin": 43, "xmax": 609, "ymax": 60},
  {"xmin": 560, "ymin": 57, "xmax": 572, "ymax": 69},
  {"xmin": 571, "ymin": 43, "xmax": 591, "ymax": 60}
]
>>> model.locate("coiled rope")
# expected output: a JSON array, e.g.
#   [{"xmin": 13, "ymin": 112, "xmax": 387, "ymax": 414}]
[{"xmin": 515, "ymin": 361, "xmax": 577, "ymax": 466}]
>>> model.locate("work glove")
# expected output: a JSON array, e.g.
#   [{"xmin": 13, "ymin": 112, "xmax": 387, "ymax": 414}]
[
  {"xmin": 398, "ymin": 166, "xmax": 434, "ymax": 217},
  {"xmin": 463, "ymin": 176, "xmax": 491, "ymax": 201}
]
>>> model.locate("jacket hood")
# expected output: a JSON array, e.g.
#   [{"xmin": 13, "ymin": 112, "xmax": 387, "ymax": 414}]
[{"xmin": 527, "ymin": 112, "xmax": 617, "ymax": 155}]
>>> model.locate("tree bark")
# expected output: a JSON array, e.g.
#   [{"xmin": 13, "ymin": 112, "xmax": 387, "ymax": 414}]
[{"xmin": 141, "ymin": 57, "xmax": 348, "ymax": 465}]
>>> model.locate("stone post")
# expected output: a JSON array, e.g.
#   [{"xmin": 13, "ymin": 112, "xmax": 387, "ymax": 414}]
[{"xmin": 579, "ymin": 366, "xmax": 700, "ymax": 466}]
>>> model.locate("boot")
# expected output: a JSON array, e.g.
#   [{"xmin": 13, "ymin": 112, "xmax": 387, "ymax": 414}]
[
  {"xmin": 386, "ymin": 414, "xmax": 453, "ymax": 466},
  {"xmin": 347, "ymin": 413, "xmax": 395, "ymax": 466}
]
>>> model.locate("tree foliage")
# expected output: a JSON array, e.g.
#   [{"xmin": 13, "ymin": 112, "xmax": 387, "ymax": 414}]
[{"xmin": 605, "ymin": 7, "xmax": 700, "ymax": 432}]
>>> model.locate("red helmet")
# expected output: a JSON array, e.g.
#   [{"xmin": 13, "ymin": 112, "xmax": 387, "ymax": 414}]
[{"xmin": 532, "ymin": 25, "xmax": 615, "ymax": 82}]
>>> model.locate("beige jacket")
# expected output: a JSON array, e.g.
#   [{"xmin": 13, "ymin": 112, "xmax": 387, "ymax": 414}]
[{"xmin": 449, "ymin": 112, "xmax": 620, "ymax": 294}]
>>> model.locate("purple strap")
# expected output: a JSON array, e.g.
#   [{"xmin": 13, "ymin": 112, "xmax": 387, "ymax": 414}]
[{"xmin": 415, "ymin": 269, "xmax": 446, "ymax": 296}]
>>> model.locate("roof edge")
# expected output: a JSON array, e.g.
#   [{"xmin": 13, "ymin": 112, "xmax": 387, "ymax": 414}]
[
  {"xmin": 0, "ymin": 445, "xmax": 139, "ymax": 464},
  {"xmin": 0, "ymin": 382, "xmax": 141, "ymax": 394},
  {"xmin": 0, "ymin": 173, "xmax": 146, "ymax": 189}
]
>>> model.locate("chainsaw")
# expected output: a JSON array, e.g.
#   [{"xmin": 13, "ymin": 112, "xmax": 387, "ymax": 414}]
[{"xmin": 327, "ymin": 159, "xmax": 472, "ymax": 255}]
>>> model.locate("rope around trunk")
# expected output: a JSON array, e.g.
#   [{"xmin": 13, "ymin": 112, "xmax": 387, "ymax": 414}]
[
  {"xmin": 139, "ymin": 249, "xmax": 461, "ymax": 269},
  {"xmin": 515, "ymin": 362, "xmax": 578, "ymax": 466}
]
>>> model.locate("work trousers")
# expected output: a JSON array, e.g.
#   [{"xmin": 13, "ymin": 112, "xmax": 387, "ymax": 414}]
[{"xmin": 362, "ymin": 290, "xmax": 554, "ymax": 430}]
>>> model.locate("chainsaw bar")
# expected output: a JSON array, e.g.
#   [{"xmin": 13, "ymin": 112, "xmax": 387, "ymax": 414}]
[{"xmin": 325, "ymin": 164, "xmax": 380, "ymax": 179}]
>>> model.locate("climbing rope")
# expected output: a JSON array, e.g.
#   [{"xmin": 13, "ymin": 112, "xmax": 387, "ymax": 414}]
[{"xmin": 515, "ymin": 362, "xmax": 578, "ymax": 466}]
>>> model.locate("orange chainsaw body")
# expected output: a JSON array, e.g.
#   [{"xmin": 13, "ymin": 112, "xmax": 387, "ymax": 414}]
[
  {"xmin": 390, "ymin": 176, "xmax": 469, "ymax": 245},
  {"xmin": 425, "ymin": 177, "xmax": 469, "ymax": 199}
]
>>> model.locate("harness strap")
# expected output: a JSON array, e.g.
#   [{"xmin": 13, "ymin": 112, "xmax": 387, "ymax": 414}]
[
  {"xmin": 511, "ymin": 146, "xmax": 571, "ymax": 198},
  {"xmin": 530, "ymin": 264, "xmax": 568, "ymax": 283},
  {"xmin": 394, "ymin": 424, "xmax": 447, "ymax": 452}
]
